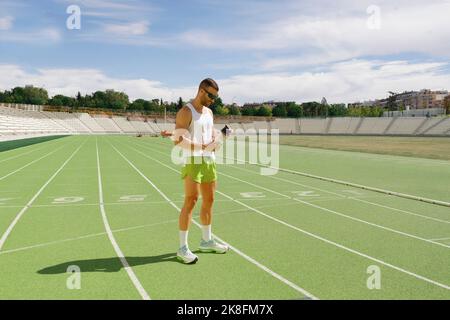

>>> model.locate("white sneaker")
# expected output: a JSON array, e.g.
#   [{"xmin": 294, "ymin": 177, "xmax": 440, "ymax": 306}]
[
  {"xmin": 199, "ymin": 239, "xmax": 229, "ymax": 254},
  {"xmin": 177, "ymin": 245, "xmax": 198, "ymax": 264}
]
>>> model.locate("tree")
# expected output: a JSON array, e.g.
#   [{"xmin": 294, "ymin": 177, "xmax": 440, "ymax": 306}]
[
  {"xmin": 272, "ymin": 104, "xmax": 287, "ymax": 117},
  {"xmin": 9, "ymin": 86, "xmax": 49, "ymax": 105},
  {"xmin": 210, "ymin": 97, "xmax": 224, "ymax": 114},
  {"xmin": 256, "ymin": 105, "xmax": 272, "ymax": 117},
  {"xmin": 177, "ymin": 97, "xmax": 184, "ymax": 110},
  {"xmin": 101, "ymin": 90, "xmax": 129, "ymax": 110},
  {"xmin": 216, "ymin": 105, "xmax": 230, "ymax": 116},
  {"xmin": 129, "ymin": 99, "xmax": 146, "ymax": 111},
  {"xmin": 301, "ymin": 102, "xmax": 322, "ymax": 117},
  {"xmin": 49, "ymin": 95, "xmax": 76, "ymax": 107},
  {"xmin": 286, "ymin": 102, "xmax": 303, "ymax": 118},
  {"xmin": 228, "ymin": 104, "xmax": 241, "ymax": 116},
  {"xmin": 386, "ymin": 93, "xmax": 398, "ymax": 111},
  {"xmin": 328, "ymin": 104, "xmax": 348, "ymax": 117},
  {"xmin": 241, "ymin": 105, "xmax": 257, "ymax": 116},
  {"xmin": 318, "ymin": 103, "xmax": 329, "ymax": 117}
]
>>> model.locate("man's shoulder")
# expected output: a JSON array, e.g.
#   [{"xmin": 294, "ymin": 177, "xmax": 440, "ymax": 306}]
[
  {"xmin": 178, "ymin": 105, "xmax": 192, "ymax": 115},
  {"xmin": 204, "ymin": 106, "xmax": 214, "ymax": 116}
]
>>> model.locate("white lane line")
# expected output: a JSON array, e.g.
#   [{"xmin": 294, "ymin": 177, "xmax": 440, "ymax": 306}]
[
  {"xmin": 125, "ymin": 140, "xmax": 450, "ymax": 292},
  {"xmin": 0, "ymin": 141, "xmax": 85, "ymax": 251},
  {"xmin": 0, "ymin": 207, "xmax": 255, "ymax": 257},
  {"xmin": 428, "ymin": 237, "xmax": 450, "ymax": 242},
  {"xmin": 220, "ymin": 164, "xmax": 450, "ymax": 225},
  {"xmin": 108, "ymin": 140, "xmax": 318, "ymax": 301},
  {"xmin": 0, "ymin": 199, "xmax": 237, "ymax": 209},
  {"xmin": 0, "ymin": 145, "xmax": 47, "ymax": 164},
  {"xmin": 218, "ymin": 170, "xmax": 450, "ymax": 250},
  {"xmin": 135, "ymin": 140, "xmax": 450, "ymax": 250},
  {"xmin": 146, "ymin": 139, "xmax": 450, "ymax": 224},
  {"xmin": 217, "ymin": 171, "xmax": 450, "ymax": 249},
  {"xmin": 96, "ymin": 138, "xmax": 150, "ymax": 300},
  {"xmin": 350, "ymin": 197, "xmax": 450, "ymax": 225},
  {"xmin": 0, "ymin": 144, "xmax": 66, "ymax": 181},
  {"xmin": 149, "ymin": 138, "xmax": 450, "ymax": 207}
]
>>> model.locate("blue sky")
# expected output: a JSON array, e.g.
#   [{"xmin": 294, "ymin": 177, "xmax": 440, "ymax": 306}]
[{"xmin": 1, "ymin": 0, "xmax": 450, "ymax": 104}]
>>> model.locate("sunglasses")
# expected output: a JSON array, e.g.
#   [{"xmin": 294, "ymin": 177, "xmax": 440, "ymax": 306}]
[{"xmin": 203, "ymin": 88, "xmax": 219, "ymax": 100}]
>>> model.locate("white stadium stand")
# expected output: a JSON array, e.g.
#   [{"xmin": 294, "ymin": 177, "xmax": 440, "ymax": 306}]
[
  {"xmin": 421, "ymin": 117, "xmax": 450, "ymax": 136},
  {"xmin": 299, "ymin": 119, "xmax": 327, "ymax": 134},
  {"xmin": 77, "ymin": 113, "xmax": 106, "ymax": 133},
  {"xmin": 328, "ymin": 117, "xmax": 353, "ymax": 134},
  {"xmin": 271, "ymin": 119, "xmax": 298, "ymax": 134},
  {"xmin": 129, "ymin": 119, "xmax": 153, "ymax": 134},
  {"xmin": 385, "ymin": 117, "xmax": 427, "ymax": 135},
  {"xmin": 113, "ymin": 117, "xmax": 137, "ymax": 133},
  {"xmin": 50, "ymin": 112, "xmax": 91, "ymax": 133},
  {"xmin": 357, "ymin": 118, "xmax": 392, "ymax": 135},
  {"xmin": 1, "ymin": 104, "xmax": 449, "ymax": 142},
  {"xmin": 93, "ymin": 116, "xmax": 122, "ymax": 133}
]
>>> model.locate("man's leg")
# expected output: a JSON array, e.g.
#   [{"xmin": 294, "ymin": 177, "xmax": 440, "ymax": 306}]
[
  {"xmin": 179, "ymin": 176, "xmax": 200, "ymax": 232},
  {"xmin": 177, "ymin": 176, "xmax": 200, "ymax": 264},
  {"xmin": 199, "ymin": 181, "xmax": 216, "ymax": 229},
  {"xmin": 199, "ymin": 181, "xmax": 228, "ymax": 253}
]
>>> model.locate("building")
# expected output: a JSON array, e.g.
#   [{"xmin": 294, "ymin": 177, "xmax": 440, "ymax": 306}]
[{"xmin": 351, "ymin": 89, "xmax": 449, "ymax": 110}]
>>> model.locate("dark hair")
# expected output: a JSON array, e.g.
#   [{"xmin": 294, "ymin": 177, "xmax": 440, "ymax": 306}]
[{"xmin": 199, "ymin": 78, "xmax": 219, "ymax": 91}]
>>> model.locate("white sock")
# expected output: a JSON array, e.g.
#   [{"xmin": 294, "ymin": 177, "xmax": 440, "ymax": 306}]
[
  {"xmin": 179, "ymin": 230, "xmax": 189, "ymax": 248},
  {"xmin": 201, "ymin": 225, "xmax": 212, "ymax": 242}
]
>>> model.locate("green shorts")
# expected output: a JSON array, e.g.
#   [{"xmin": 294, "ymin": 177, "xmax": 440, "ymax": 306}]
[{"xmin": 181, "ymin": 157, "xmax": 217, "ymax": 183}]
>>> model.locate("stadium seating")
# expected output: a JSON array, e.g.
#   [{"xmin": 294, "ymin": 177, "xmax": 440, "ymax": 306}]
[
  {"xmin": 77, "ymin": 113, "xmax": 106, "ymax": 133},
  {"xmin": 1, "ymin": 104, "xmax": 449, "ymax": 143},
  {"xmin": 112, "ymin": 117, "xmax": 137, "ymax": 133},
  {"xmin": 93, "ymin": 116, "xmax": 122, "ymax": 133},
  {"xmin": 357, "ymin": 118, "xmax": 392, "ymax": 135},
  {"xmin": 385, "ymin": 117, "xmax": 427, "ymax": 135},
  {"xmin": 299, "ymin": 119, "xmax": 326, "ymax": 134},
  {"xmin": 421, "ymin": 117, "xmax": 450, "ymax": 135},
  {"xmin": 271, "ymin": 119, "xmax": 298, "ymax": 134},
  {"xmin": 129, "ymin": 119, "xmax": 153, "ymax": 134}
]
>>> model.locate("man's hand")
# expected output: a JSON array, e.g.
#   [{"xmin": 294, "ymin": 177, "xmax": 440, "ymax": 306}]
[
  {"xmin": 203, "ymin": 141, "xmax": 222, "ymax": 152},
  {"xmin": 161, "ymin": 130, "xmax": 173, "ymax": 137}
]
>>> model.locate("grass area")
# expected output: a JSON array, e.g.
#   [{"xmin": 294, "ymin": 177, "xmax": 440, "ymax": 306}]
[{"xmin": 279, "ymin": 136, "xmax": 450, "ymax": 160}]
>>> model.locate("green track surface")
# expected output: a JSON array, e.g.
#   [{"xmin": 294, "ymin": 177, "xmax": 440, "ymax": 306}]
[{"xmin": 0, "ymin": 135, "xmax": 449, "ymax": 300}]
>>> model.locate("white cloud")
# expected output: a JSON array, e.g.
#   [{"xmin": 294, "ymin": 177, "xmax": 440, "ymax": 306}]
[
  {"xmin": 103, "ymin": 21, "xmax": 149, "ymax": 36},
  {"xmin": 55, "ymin": 0, "xmax": 144, "ymax": 11},
  {"xmin": 217, "ymin": 60, "xmax": 450, "ymax": 104},
  {"xmin": 1, "ymin": 60, "xmax": 449, "ymax": 105},
  {"xmin": 179, "ymin": 1, "xmax": 450, "ymax": 69},
  {"xmin": 0, "ymin": 16, "xmax": 14, "ymax": 30},
  {"xmin": 0, "ymin": 65, "xmax": 179, "ymax": 102},
  {"xmin": 0, "ymin": 28, "xmax": 61, "ymax": 43}
]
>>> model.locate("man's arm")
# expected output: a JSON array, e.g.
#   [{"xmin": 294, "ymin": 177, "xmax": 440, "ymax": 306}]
[{"xmin": 173, "ymin": 106, "xmax": 205, "ymax": 151}]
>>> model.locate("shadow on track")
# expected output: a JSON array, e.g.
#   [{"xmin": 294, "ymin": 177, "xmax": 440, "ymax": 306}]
[{"xmin": 37, "ymin": 253, "xmax": 180, "ymax": 274}]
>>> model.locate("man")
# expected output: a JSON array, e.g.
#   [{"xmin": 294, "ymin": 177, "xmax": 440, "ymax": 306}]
[{"xmin": 169, "ymin": 78, "xmax": 229, "ymax": 264}]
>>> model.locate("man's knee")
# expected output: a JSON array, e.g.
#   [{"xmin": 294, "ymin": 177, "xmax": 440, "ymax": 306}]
[
  {"xmin": 184, "ymin": 195, "xmax": 199, "ymax": 209},
  {"xmin": 202, "ymin": 195, "xmax": 215, "ymax": 207}
]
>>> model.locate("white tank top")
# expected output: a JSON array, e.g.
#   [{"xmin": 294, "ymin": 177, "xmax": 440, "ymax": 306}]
[{"xmin": 183, "ymin": 102, "xmax": 215, "ymax": 162}]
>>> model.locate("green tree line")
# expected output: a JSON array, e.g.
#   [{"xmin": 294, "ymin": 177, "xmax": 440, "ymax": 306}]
[{"xmin": 0, "ymin": 85, "xmax": 384, "ymax": 117}]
